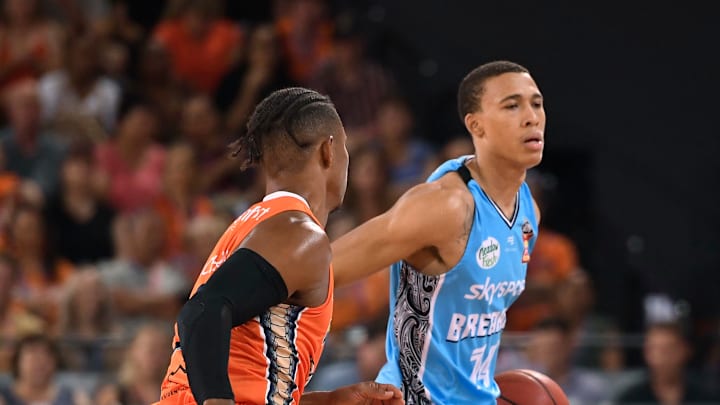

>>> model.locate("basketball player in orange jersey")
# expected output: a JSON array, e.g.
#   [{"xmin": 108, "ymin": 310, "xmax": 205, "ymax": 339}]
[{"xmin": 154, "ymin": 88, "xmax": 403, "ymax": 405}]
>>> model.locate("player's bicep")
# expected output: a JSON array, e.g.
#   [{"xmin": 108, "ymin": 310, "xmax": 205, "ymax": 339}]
[
  {"xmin": 333, "ymin": 183, "xmax": 467, "ymax": 287},
  {"xmin": 384, "ymin": 183, "xmax": 467, "ymax": 251},
  {"xmin": 334, "ymin": 194, "xmax": 437, "ymax": 267}
]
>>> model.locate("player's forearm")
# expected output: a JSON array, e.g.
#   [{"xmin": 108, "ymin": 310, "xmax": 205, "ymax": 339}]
[
  {"xmin": 300, "ymin": 391, "xmax": 332, "ymax": 404},
  {"xmin": 332, "ymin": 236, "xmax": 394, "ymax": 287},
  {"xmin": 331, "ymin": 214, "xmax": 400, "ymax": 287},
  {"xmin": 177, "ymin": 297, "xmax": 235, "ymax": 403}
]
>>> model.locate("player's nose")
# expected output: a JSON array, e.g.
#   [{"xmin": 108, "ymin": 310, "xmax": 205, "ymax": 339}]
[{"xmin": 522, "ymin": 106, "xmax": 541, "ymax": 127}]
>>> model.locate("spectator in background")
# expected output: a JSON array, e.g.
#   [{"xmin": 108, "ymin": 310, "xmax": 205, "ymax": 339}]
[
  {"xmin": 524, "ymin": 317, "xmax": 610, "ymax": 405},
  {"xmin": 310, "ymin": 12, "xmax": 396, "ymax": 143},
  {"xmin": 44, "ymin": 142, "xmax": 115, "ymax": 265},
  {"xmin": 0, "ymin": 334, "xmax": 80, "ymax": 405},
  {"xmin": 219, "ymin": 24, "xmax": 294, "ymax": 136},
  {"xmin": 95, "ymin": 98, "xmax": 165, "ymax": 213},
  {"xmin": 700, "ymin": 329, "xmax": 720, "ymax": 397},
  {"xmin": 178, "ymin": 95, "xmax": 241, "ymax": 195},
  {"xmin": 38, "ymin": 33, "xmax": 121, "ymax": 133},
  {"xmin": 97, "ymin": 210, "xmax": 187, "ymax": 329},
  {"xmin": 94, "ymin": 323, "xmax": 170, "ymax": 405},
  {"xmin": 375, "ymin": 95, "xmax": 435, "ymax": 198},
  {"xmin": 0, "ymin": 146, "xmax": 45, "ymax": 251},
  {"xmin": 133, "ymin": 42, "xmax": 187, "ymax": 142},
  {"xmin": 0, "ymin": 254, "xmax": 45, "ymax": 372},
  {"xmin": 275, "ymin": 0, "xmax": 334, "ymax": 84},
  {"xmin": 153, "ymin": 143, "xmax": 214, "ymax": 259},
  {"xmin": 342, "ymin": 144, "xmax": 394, "ymax": 223},
  {"xmin": 0, "ymin": 79, "xmax": 67, "ymax": 199},
  {"xmin": 171, "ymin": 214, "xmax": 228, "ymax": 283},
  {"xmin": 5, "ymin": 205, "xmax": 74, "ymax": 326},
  {"xmin": 90, "ymin": 0, "xmax": 145, "ymax": 68},
  {"xmin": 56, "ymin": 269, "xmax": 119, "ymax": 372},
  {"xmin": 151, "ymin": 0, "xmax": 244, "ymax": 94},
  {"xmin": 0, "ymin": 0, "xmax": 63, "ymax": 93},
  {"xmin": 554, "ymin": 269, "xmax": 625, "ymax": 371},
  {"xmin": 438, "ymin": 135, "xmax": 474, "ymax": 162},
  {"xmin": 613, "ymin": 321, "xmax": 719, "ymax": 404}
]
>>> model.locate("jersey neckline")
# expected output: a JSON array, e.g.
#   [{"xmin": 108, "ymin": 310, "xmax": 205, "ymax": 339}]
[{"xmin": 262, "ymin": 191, "xmax": 311, "ymax": 209}]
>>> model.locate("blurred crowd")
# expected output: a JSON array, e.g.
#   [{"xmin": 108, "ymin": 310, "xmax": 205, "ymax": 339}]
[{"xmin": 0, "ymin": 0, "xmax": 717, "ymax": 404}]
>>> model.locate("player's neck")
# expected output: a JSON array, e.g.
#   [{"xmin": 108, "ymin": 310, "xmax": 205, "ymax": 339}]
[
  {"xmin": 467, "ymin": 155, "xmax": 526, "ymax": 211},
  {"xmin": 264, "ymin": 177, "xmax": 330, "ymax": 227}
]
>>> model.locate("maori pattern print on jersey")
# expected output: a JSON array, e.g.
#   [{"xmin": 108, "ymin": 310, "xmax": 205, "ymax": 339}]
[
  {"xmin": 261, "ymin": 304, "xmax": 303, "ymax": 405},
  {"xmin": 394, "ymin": 261, "xmax": 439, "ymax": 405}
]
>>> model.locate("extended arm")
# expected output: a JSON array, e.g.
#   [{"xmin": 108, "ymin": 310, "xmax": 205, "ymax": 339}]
[{"xmin": 332, "ymin": 181, "xmax": 470, "ymax": 287}]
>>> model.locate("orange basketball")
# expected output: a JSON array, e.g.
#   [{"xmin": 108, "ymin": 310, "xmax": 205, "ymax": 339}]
[{"xmin": 496, "ymin": 369, "xmax": 569, "ymax": 405}]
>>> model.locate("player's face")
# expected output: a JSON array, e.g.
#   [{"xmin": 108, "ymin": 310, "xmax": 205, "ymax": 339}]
[{"xmin": 476, "ymin": 72, "xmax": 545, "ymax": 169}]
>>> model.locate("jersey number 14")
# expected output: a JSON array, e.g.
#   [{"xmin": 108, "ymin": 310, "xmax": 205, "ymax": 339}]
[{"xmin": 470, "ymin": 342, "xmax": 499, "ymax": 387}]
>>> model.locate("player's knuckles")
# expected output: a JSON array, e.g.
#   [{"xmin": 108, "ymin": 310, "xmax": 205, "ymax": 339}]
[{"xmin": 365, "ymin": 381, "xmax": 381, "ymax": 391}]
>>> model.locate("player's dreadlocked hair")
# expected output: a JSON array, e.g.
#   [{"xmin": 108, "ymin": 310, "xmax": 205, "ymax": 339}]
[
  {"xmin": 457, "ymin": 60, "xmax": 529, "ymax": 121},
  {"xmin": 230, "ymin": 87, "xmax": 339, "ymax": 171}
]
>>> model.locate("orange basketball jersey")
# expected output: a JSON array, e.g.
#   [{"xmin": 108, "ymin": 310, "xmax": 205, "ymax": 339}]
[{"xmin": 157, "ymin": 191, "xmax": 334, "ymax": 405}]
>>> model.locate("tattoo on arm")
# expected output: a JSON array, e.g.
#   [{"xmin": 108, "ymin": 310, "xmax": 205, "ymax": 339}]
[{"xmin": 457, "ymin": 197, "xmax": 474, "ymax": 244}]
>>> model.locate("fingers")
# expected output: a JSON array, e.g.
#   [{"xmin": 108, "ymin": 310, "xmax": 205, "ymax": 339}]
[
  {"xmin": 357, "ymin": 382, "xmax": 404, "ymax": 405},
  {"xmin": 376, "ymin": 383, "xmax": 403, "ymax": 399},
  {"xmin": 359, "ymin": 382, "xmax": 393, "ymax": 399}
]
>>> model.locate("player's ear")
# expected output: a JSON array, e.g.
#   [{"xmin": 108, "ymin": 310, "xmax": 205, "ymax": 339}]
[
  {"xmin": 319, "ymin": 135, "xmax": 334, "ymax": 169},
  {"xmin": 464, "ymin": 112, "xmax": 484, "ymax": 138}
]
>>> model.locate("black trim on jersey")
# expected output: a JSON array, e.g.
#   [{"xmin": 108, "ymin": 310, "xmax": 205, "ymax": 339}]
[
  {"xmin": 456, "ymin": 165, "xmax": 519, "ymax": 229},
  {"xmin": 456, "ymin": 165, "xmax": 473, "ymax": 184},
  {"xmin": 484, "ymin": 189, "xmax": 519, "ymax": 229}
]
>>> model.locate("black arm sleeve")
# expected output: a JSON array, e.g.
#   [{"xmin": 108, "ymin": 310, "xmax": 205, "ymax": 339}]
[{"xmin": 176, "ymin": 247, "xmax": 289, "ymax": 403}]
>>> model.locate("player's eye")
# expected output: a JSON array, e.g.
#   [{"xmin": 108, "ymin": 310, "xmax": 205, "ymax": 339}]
[{"xmin": 504, "ymin": 104, "xmax": 518, "ymax": 110}]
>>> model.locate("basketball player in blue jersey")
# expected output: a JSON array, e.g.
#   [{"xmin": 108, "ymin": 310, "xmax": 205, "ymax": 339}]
[{"xmin": 332, "ymin": 60, "xmax": 544, "ymax": 404}]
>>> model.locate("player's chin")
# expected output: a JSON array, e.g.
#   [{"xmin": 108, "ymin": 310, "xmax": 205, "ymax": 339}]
[{"xmin": 520, "ymin": 151, "xmax": 544, "ymax": 169}]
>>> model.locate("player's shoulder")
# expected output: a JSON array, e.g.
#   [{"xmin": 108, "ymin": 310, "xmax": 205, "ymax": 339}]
[
  {"xmin": 390, "ymin": 173, "xmax": 473, "ymax": 233},
  {"xmin": 401, "ymin": 171, "xmax": 473, "ymax": 212},
  {"xmin": 252, "ymin": 210, "xmax": 330, "ymax": 256},
  {"xmin": 270, "ymin": 209, "xmax": 328, "ymax": 241}
]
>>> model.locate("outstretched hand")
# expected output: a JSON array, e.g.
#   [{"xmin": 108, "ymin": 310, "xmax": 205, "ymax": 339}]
[{"xmin": 328, "ymin": 382, "xmax": 404, "ymax": 404}]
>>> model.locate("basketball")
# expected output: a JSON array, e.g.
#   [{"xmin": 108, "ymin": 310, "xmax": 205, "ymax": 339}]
[{"xmin": 496, "ymin": 369, "xmax": 569, "ymax": 405}]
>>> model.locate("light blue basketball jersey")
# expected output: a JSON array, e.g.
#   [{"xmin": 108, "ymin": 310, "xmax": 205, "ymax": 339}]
[{"xmin": 376, "ymin": 156, "xmax": 539, "ymax": 404}]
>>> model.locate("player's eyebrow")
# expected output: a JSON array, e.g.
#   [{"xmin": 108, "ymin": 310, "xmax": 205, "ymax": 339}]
[{"xmin": 499, "ymin": 93, "xmax": 543, "ymax": 103}]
